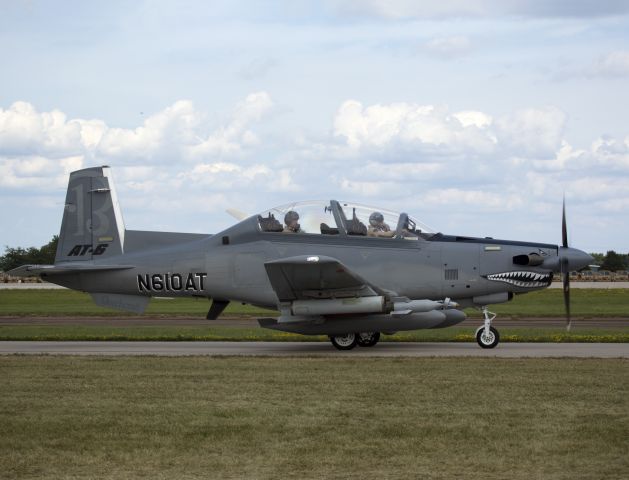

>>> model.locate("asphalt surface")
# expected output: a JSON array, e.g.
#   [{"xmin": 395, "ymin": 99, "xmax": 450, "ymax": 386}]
[
  {"xmin": 1, "ymin": 341, "xmax": 628, "ymax": 357},
  {"xmin": 1, "ymin": 315, "xmax": 628, "ymax": 328},
  {"xmin": 3, "ymin": 282, "xmax": 628, "ymax": 289}
]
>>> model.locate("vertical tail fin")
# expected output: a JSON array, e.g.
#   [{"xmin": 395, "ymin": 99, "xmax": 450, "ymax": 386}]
[{"xmin": 55, "ymin": 166, "xmax": 125, "ymax": 263}]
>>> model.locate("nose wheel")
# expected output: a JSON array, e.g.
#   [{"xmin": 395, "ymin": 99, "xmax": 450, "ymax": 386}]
[{"xmin": 476, "ymin": 306, "xmax": 500, "ymax": 349}]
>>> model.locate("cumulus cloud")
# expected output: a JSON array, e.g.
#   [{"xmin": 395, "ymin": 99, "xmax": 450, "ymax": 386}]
[
  {"xmin": 590, "ymin": 135, "xmax": 629, "ymax": 169},
  {"xmin": 421, "ymin": 188, "xmax": 523, "ymax": 209},
  {"xmin": 332, "ymin": 100, "xmax": 570, "ymax": 165},
  {"xmin": 0, "ymin": 156, "xmax": 84, "ymax": 189},
  {"xmin": 333, "ymin": 100, "xmax": 497, "ymax": 155},
  {"xmin": 177, "ymin": 162, "xmax": 273, "ymax": 190},
  {"xmin": 188, "ymin": 92, "xmax": 274, "ymax": 158},
  {"xmin": 2, "ymin": 95, "xmax": 628, "ymax": 252},
  {"xmin": 453, "ymin": 110, "xmax": 492, "ymax": 128},
  {"xmin": 494, "ymin": 106, "xmax": 566, "ymax": 159},
  {"xmin": 312, "ymin": 97, "xmax": 629, "ymax": 245},
  {"xmin": 97, "ymin": 100, "xmax": 201, "ymax": 159},
  {"xmin": 0, "ymin": 102, "xmax": 91, "ymax": 157},
  {"xmin": 0, "ymin": 92, "xmax": 274, "ymax": 191}
]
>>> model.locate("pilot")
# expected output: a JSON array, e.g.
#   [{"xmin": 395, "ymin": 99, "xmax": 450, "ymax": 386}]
[
  {"xmin": 283, "ymin": 210, "xmax": 303, "ymax": 233},
  {"xmin": 368, "ymin": 212, "xmax": 394, "ymax": 238}
]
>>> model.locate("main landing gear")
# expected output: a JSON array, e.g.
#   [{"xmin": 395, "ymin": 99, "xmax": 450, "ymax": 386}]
[
  {"xmin": 328, "ymin": 315, "xmax": 502, "ymax": 350},
  {"xmin": 329, "ymin": 332, "xmax": 380, "ymax": 350},
  {"xmin": 475, "ymin": 306, "xmax": 500, "ymax": 349}
]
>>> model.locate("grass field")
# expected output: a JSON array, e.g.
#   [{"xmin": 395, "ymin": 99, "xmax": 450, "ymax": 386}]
[
  {"xmin": 1, "ymin": 288, "xmax": 628, "ymax": 317},
  {"xmin": 1, "ymin": 356, "xmax": 627, "ymax": 479},
  {"xmin": 1, "ymin": 289, "xmax": 628, "ymax": 341},
  {"xmin": 0, "ymin": 289, "xmax": 275, "ymax": 316}
]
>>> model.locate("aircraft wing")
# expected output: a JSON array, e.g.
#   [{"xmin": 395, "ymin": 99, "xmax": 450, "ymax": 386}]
[
  {"xmin": 264, "ymin": 255, "xmax": 385, "ymax": 302},
  {"xmin": 7, "ymin": 264, "xmax": 135, "ymax": 277}
]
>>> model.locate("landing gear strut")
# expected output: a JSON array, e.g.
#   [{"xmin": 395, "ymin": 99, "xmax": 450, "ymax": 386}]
[{"xmin": 475, "ymin": 306, "xmax": 500, "ymax": 349}]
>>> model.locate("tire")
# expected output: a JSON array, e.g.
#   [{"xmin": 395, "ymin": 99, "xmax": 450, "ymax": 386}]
[
  {"xmin": 357, "ymin": 332, "xmax": 380, "ymax": 347},
  {"xmin": 476, "ymin": 326, "xmax": 500, "ymax": 349},
  {"xmin": 330, "ymin": 333, "xmax": 358, "ymax": 350}
]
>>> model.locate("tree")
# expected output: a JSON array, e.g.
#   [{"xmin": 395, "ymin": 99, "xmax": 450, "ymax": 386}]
[
  {"xmin": 600, "ymin": 250, "xmax": 627, "ymax": 272},
  {"xmin": 0, "ymin": 236, "xmax": 58, "ymax": 272},
  {"xmin": 589, "ymin": 253, "xmax": 605, "ymax": 266}
]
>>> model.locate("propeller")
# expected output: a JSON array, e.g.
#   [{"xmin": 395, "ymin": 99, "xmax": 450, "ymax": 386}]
[
  {"xmin": 225, "ymin": 208, "xmax": 249, "ymax": 221},
  {"xmin": 561, "ymin": 197, "xmax": 571, "ymax": 332}
]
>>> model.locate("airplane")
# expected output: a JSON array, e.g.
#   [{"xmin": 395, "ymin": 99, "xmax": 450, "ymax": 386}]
[{"xmin": 9, "ymin": 166, "xmax": 593, "ymax": 350}]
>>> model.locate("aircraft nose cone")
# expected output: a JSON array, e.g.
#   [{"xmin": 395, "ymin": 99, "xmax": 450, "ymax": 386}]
[
  {"xmin": 560, "ymin": 247, "xmax": 594, "ymax": 272},
  {"xmin": 542, "ymin": 247, "xmax": 593, "ymax": 272}
]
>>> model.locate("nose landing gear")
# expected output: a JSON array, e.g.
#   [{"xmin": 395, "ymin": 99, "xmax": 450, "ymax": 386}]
[{"xmin": 476, "ymin": 306, "xmax": 500, "ymax": 349}]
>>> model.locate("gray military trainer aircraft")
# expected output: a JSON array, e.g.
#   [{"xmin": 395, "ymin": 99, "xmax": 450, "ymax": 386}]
[{"xmin": 10, "ymin": 166, "xmax": 592, "ymax": 350}]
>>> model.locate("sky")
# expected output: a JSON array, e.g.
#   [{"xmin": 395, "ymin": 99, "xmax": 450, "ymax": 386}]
[{"xmin": 1, "ymin": 0, "xmax": 628, "ymax": 253}]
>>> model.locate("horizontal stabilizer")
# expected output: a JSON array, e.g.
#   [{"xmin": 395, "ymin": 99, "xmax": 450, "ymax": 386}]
[{"xmin": 7, "ymin": 264, "xmax": 135, "ymax": 277}]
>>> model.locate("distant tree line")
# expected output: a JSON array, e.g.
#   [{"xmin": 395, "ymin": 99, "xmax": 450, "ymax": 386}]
[
  {"xmin": 0, "ymin": 236, "xmax": 58, "ymax": 272},
  {"xmin": 592, "ymin": 251, "xmax": 629, "ymax": 272},
  {"xmin": 0, "ymin": 235, "xmax": 627, "ymax": 272}
]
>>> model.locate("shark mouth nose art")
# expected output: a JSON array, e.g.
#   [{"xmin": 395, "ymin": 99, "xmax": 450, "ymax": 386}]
[{"xmin": 485, "ymin": 271, "xmax": 553, "ymax": 288}]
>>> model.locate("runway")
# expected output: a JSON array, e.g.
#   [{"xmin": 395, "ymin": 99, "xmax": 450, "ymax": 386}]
[
  {"xmin": 3, "ymin": 281, "xmax": 628, "ymax": 289},
  {"xmin": 2, "ymin": 315, "xmax": 628, "ymax": 328},
  {"xmin": 1, "ymin": 341, "xmax": 628, "ymax": 357}
]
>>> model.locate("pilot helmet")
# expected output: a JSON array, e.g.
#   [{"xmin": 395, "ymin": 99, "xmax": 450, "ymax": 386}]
[
  {"xmin": 369, "ymin": 212, "xmax": 384, "ymax": 226},
  {"xmin": 285, "ymin": 210, "xmax": 299, "ymax": 224}
]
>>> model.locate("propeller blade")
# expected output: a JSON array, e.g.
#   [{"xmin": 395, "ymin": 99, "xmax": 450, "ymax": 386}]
[
  {"xmin": 561, "ymin": 197, "xmax": 571, "ymax": 331},
  {"xmin": 226, "ymin": 208, "xmax": 249, "ymax": 221},
  {"xmin": 562, "ymin": 196, "xmax": 568, "ymax": 248},
  {"xmin": 562, "ymin": 258, "xmax": 571, "ymax": 332}
]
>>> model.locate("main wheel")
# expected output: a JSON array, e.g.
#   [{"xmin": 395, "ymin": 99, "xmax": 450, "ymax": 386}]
[
  {"xmin": 357, "ymin": 332, "xmax": 380, "ymax": 347},
  {"xmin": 476, "ymin": 326, "xmax": 500, "ymax": 349},
  {"xmin": 330, "ymin": 333, "xmax": 358, "ymax": 350}
]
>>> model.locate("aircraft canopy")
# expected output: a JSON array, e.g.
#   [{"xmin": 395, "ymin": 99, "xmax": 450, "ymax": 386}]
[{"xmin": 256, "ymin": 200, "xmax": 434, "ymax": 238}]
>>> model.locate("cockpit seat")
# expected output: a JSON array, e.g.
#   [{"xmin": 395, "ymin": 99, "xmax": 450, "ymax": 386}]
[
  {"xmin": 258, "ymin": 214, "xmax": 283, "ymax": 232},
  {"xmin": 320, "ymin": 223, "xmax": 339, "ymax": 235},
  {"xmin": 346, "ymin": 218, "xmax": 367, "ymax": 236}
]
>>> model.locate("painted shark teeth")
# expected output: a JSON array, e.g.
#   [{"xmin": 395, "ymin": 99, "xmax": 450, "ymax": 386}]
[{"xmin": 485, "ymin": 271, "xmax": 553, "ymax": 289}]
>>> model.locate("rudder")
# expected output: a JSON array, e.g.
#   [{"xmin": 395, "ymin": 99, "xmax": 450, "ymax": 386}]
[{"xmin": 55, "ymin": 166, "xmax": 125, "ymax": 263}]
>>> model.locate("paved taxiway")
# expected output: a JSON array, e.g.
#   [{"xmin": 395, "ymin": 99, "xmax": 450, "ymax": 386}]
[
  {"xmin": 1, "ymin": 341, "xmax": 628, "ymax": 357},
  {"xmin": 2, "ymin": 316, "xmax": 628, "ymax": 328},
  {"xmin": 3, "ymin": 281, "xmax": 628, "ymax": 289}
]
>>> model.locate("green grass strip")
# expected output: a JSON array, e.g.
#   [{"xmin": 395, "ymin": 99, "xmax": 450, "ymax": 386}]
[
  {"xmin": 1, "ymin": 287, "xmax": 628, "ymax": 317},
  {"xmin": 2, "ymin": 356, "xmax": 628, "ymax": 479}
]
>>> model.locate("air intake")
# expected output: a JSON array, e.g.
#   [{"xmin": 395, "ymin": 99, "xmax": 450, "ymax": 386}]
[{"xmin": 513, "ymin": 253, "xmax": 544, "ymax": 266}]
